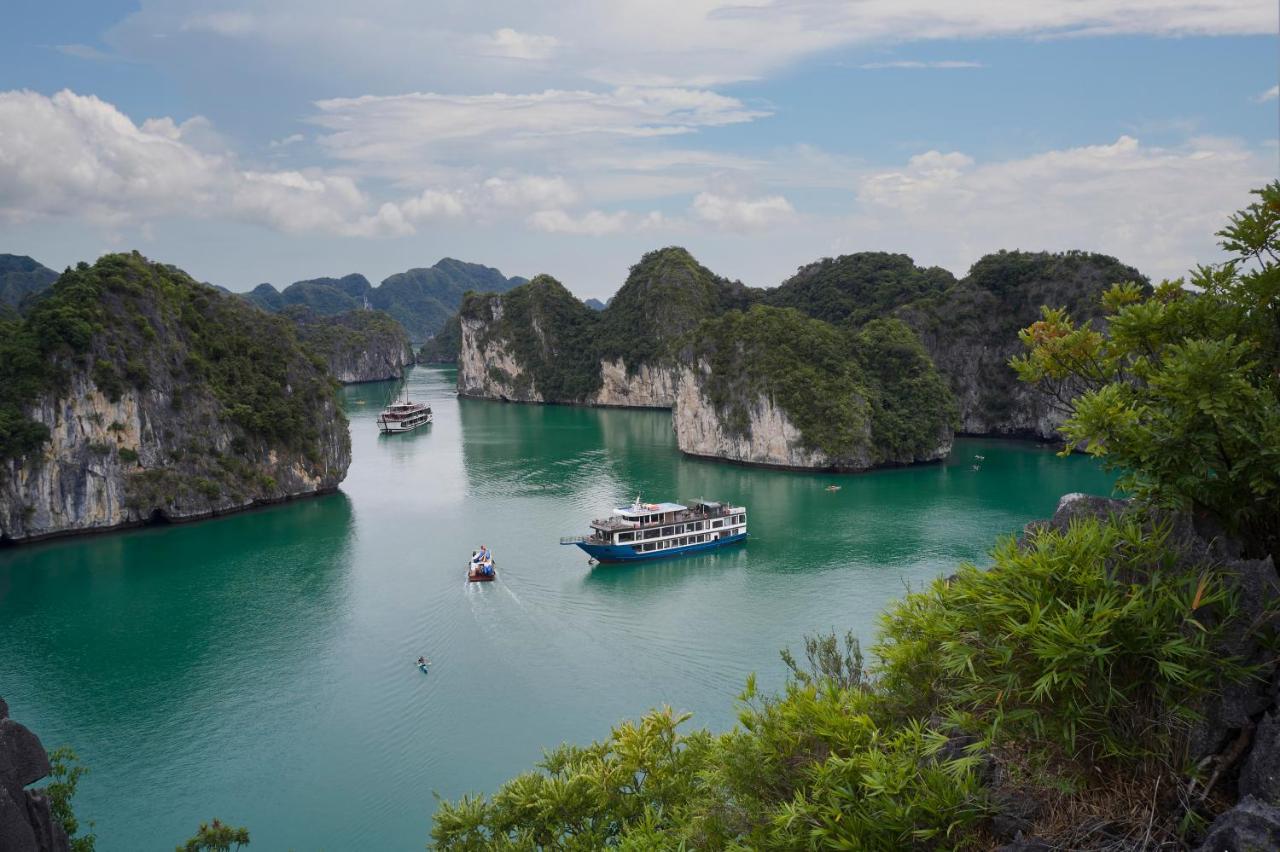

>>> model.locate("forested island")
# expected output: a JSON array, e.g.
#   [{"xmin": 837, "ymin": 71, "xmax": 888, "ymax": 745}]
[
  {"xmin": 0, "ymin": 253, "xmax": 351, "ymax": 544},
  {"xmin": 455, "ymin": 244, "xmax": 1142, "ymax": 471}
]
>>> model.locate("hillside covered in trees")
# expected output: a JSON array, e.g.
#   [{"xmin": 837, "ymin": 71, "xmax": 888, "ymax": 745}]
[
  {"xmin": 246, "ymin": 258, "xmax": 526, "ymax": 340},
  {"xmin": 0, "ymin": 252, "xmax": 351, "ymax": 543}
]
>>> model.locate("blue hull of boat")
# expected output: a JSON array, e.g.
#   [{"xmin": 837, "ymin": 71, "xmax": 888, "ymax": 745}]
[{"xmin": 574, "ymin": 532, "xmax": 746, "ymax": 563}]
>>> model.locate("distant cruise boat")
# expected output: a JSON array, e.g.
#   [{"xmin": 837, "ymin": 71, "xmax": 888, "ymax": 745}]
[
  {"xmin": 377, "ymin": 394, "xmax": 432, "ymax": 433},
  {"xmin": 561, "ymin": 497, "xmax": 747, "ymax": 563}
]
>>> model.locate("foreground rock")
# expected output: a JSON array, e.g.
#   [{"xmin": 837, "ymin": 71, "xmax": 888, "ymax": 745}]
[
  {"xmin": 0, "ymin": 698, "xmax": 69, "ymax": 852},
  {"xmin": 0, "ymin": 252, "xmax": 351, "ymax": 544},
  {"xmin": 285, "ymin": 307, "xmax": 412, "ymax": 383}
]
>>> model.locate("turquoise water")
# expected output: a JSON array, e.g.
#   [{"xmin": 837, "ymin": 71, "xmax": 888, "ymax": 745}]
[{"xmin": 0, "ymin": 366, "xmax": 1116, "ymax": 850}]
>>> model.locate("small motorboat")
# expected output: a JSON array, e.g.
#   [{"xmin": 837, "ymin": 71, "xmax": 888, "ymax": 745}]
[
  {"xmin": 467, "ymin": 551, "xmax": 496, "ymax": 582},
  {"xmin": 825, "ymin": 485, "xmax": 842, "ymax": 492},
  {"xmin": 416, "ymin": 657, "xmax": 430, "ymax": 673}
]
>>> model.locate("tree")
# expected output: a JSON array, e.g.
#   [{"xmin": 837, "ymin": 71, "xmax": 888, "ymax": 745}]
[
  {"xmin": 46, "ymin": 746, "xmax": 96, "ymax": 852},
  {"xmin": 1012, "ymin": 182, "xmax": 1280, "ymax": 560},
  {"xmin": 177, "ymin": 819, "xmax": 250, "ymax": 852}
]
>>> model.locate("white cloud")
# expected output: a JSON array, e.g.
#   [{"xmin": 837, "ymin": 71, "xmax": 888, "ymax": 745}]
[
  {"xmin": 527, "ymin": 208, "xmax": 631, "ymax": 236},
  {"xmin": 858, "ymin": 60, "xmax": 983, "ymax": 69},
  {"xmin": 107, "ymin": 1, "xmax": 1277, "ymax": 90},
  {"xmin": 0, "ymin": 89, "xmax": 406, "ymax": 237},
  {"xmin": 268, "ymin": 133, "xmax": 304, "ymax": 148},
  {"xmin": 480, "ymin": 28, "xmax": 560, "ymax": 60},
  {"xmin": 1255, "ymin": 84, "xmax": 1279, "ymax": 103},
  {"xmin": 482, "ymin": 175, "xmax": 578, "ymax": 208},
  {"xmin": 851, "ymin": 135, "xmax": 1271, "ymax": 279},
  {"xmin": 310, "ymin": 87, "xmax": 768, "ymax": 170},
  {"xmin": 691, "ymin": 191, "xmax": 796, "ymax": 232},
  {"xmin": 180, "ymin": 12, "xmax": 257, "ymax": 36}
]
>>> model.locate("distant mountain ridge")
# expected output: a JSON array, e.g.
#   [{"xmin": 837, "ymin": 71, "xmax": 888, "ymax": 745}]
[
  {"xmin": 245, "ymin": 258, "xmax": 526, "ymax": 340},
  {"xmin": 0, "ymin": 254, "xmax": 58, "ymax": 312}
]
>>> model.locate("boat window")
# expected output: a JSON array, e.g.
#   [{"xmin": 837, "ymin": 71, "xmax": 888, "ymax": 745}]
[
  {"xmin": 662, "ymin": 526, "xmax": 673, "ymax": 536},
  {"xmin": 712, "ymin": 520, "xmax": 722, "ymax": 528},
  {"xmin": 645, "ymin": 529, "xmax": 659, "ymax": 539}
]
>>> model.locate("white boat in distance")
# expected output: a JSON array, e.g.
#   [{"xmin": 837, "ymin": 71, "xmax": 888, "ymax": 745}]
[{"xmin": 377, "ymin": 394, "xmax": 433, "ymax": 433}]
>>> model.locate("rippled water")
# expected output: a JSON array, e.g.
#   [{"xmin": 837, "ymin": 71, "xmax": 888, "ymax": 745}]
[{"xmin": 0, "ymin": 366, "xmax": 1115, "ymax": 849}]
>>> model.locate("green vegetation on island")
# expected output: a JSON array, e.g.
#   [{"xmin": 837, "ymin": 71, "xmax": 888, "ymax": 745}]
[
  {"xmin": 598, "ymin": 247, "xmax": 756, "ymax": 371},
  {"xmin": 247, "ymin": 258, "xmax": 526, "ymax": 340},
  {"xmin": 462, "ymin": 275, "xmax": 604, "ymax": 401},
  {"xmin": 687, "ymin": 305, "xmax": 873, "ymax": 460},
  {"xmin": 284, "ymin": 305, "xmax": 410, "ymax": 382},
  {"xmin": 0, "ymin": 252, "xmax": 349, "ymax": 531},
  {"xmin": 764, "ymin": 251, "xmax": 955, "ymax": 326},
  {"xmin": 431, "ymin": 188, "xmax": 1280, "ymax": 850}
]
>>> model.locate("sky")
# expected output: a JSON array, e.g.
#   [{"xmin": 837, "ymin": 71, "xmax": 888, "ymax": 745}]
[{"xmin": 0, "ymin": 1, "xmax": 1277, "ymax": 299}]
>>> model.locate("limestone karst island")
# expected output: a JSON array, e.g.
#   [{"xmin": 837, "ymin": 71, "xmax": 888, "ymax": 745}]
[{"xmin": 1, "ymin": 4, "xmax": 1277, "ymax": 851}]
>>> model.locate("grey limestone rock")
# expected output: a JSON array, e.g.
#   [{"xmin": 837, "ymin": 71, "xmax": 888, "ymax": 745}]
[{"xmin": 1196, "ymin": 796, "xmax": 1280, "ymax": 852}]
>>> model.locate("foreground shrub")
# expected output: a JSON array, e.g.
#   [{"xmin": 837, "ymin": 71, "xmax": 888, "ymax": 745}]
[{"xmin": 876, "ymin": 517, "xmax": 1242, "ymax": 763}]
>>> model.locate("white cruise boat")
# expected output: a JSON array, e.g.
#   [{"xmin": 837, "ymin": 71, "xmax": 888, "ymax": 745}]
[
  {"xmin": 561, "ymin": 497, "xmax": 747, "ymax": 563},
  {"xmin": 377, "ymin": 395, "xmax": 432, "ymax": 433}
]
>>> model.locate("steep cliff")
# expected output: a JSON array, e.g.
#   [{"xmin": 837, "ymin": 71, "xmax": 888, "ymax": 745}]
[
  {"xmin": 0, "ymin": 252, "xmax": 351, "ymax": 544},
  {"xmin": 455, "ymin": 247, "xmax": 747, "ymax": 409},
  {"xmin": 673, "ymin": 306, "xmax": 953, "ymax": 470},
  {"xmin": 897, "ymin": 250, "xmax": 1146, "ymax": 437},
  {"xmin": 457, "ymin": 276, "xmax": 601, "ymax": 403},
  {"xmin": 286, "ymin": 307, "xmax": 411, "ymax": 383}
]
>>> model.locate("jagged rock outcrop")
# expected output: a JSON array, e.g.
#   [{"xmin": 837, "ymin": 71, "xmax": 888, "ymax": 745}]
[
  {"xmin": 0, "ymin": 253, "xmax": 351, "ymax": 544},
  {"xmin": 286, "ymin": 307, "xmax": 411, "ymax": 383},
  {"xmin": 673, "ymin": 365, "xmax": 865, "ymax": 469},
  {"xmin": 458, "ymin": 307, "xmax": 544, "ymax": 402},
  {"xmin": 591, "ymin": 359, "xmax": 678, "ymax": 408},
  {"xmin": 672, "ymin": 361, "xmax": 952, "ymax": 471},
  {"xmin": 896, "ymin": 251, "xmax": 1146, "ymax": 439},
  {"xmin": 0, "ymin": 698, "xmax": 70, "ymax": 852}
]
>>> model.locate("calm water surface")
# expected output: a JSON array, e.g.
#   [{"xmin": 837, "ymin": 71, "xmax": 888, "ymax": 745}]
[{"xmin": 0, "ymin": 366, "xmax": 1116, "ymax": 850}]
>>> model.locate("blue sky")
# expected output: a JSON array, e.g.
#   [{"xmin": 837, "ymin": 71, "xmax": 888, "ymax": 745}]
[{"xmin": 1, "ymin": 1, "xmax": 1276, "ymax": 298}]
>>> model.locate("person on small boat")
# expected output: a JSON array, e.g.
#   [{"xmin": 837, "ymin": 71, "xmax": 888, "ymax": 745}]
[
  {"xmin": 416, "ymin": 656, "xmax": 429, "ymax": 667},
  {"xmin": 472, "ymin": 545, "xmax": 490, "ymax": 564}
]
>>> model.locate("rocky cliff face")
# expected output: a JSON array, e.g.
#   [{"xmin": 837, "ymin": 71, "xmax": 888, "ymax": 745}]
[
  {"xmin": 672, "ymin": 363, "xmax": 951, "ymax": 471},
  {"xmin": 673, "ymin": 365, "xmax": 848, "ymax": 469},
  {"xmin": 897, "ymin": 251, "xmax": 1145, "ymax": 439},
  {"xmin": 287, "ymin": 308, "xmax": 411, "ymax": 383},
  {"xmin": 0, "ymin": 253, "xmax": 351, "ymax": 544},
  {"xmin": 457, "ymin": 308, "xmax": 544, "ymax": 402},
  {"xmin": 0, "ymin": 698, "xmax": 71, "ymax": 852},
  {"xmin": 589, "ymin": 359, "xmax": 677, "ymax": 408}
]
